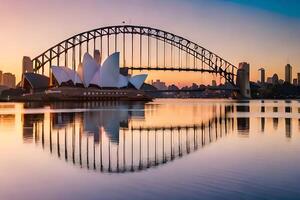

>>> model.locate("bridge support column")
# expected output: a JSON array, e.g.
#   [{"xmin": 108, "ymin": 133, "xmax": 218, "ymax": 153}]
[
  {"xmin": 21, "ymin": 56, "xmax": 33, "ymax": 87},
  {"xmin": 93, "ymin": 50, "xmax": 101, "ymax": 65},
  {"xmin": 22, "ymin": 56, "xmax": 33, "ymax": 74},
  {"xmin": 236, "ymin": 62, "xmax": 251, "ymax": 98}
]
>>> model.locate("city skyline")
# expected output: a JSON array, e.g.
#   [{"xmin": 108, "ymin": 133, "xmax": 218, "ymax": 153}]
[{"xmin": 0, "ymin": 0, "xmax": 299, "ymax": 85}]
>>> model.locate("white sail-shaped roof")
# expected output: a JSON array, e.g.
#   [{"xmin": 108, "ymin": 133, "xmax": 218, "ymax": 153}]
[
  {"xmin": 64, "ymin": 67, "xmax": 82, "ymax": 84},
  {"xmin": 90, "ymin": 68, "xmax": 101, "ymax": 86},
  {"xmin": 99, "ymin": 52, "xmax": 120, "ymax": 88},
  {"xmin": 52, "ymin": 66, "xmax": 82, "ymax": 85},
  {"xmin": 82, "ymin": 53, "xmax": 99, "ymax": 87},
  {"xmin": 129, "ymin": 74, "xmax": 147, "ymax": 89},
  {"xmin": 52, "ymin": 52, "xmax": 148, "ymax": 89},
  {"xmin": 52, "ymin": 66, "xmax": 72, "ymax": 85},
  {"xmin": 118, "ymin": 74, "xmax": 129, "ymax": 88}
]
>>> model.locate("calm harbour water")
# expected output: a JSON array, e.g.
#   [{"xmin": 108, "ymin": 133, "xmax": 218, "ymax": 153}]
[{"xmin": 0, "ymin": 99, "xmax": 300, "ymax": 200}]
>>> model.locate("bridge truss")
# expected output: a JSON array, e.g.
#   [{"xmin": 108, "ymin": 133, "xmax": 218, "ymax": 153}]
[{"xmin": 31, "ymin": 25, "xmax": 238, "ymax": 85}]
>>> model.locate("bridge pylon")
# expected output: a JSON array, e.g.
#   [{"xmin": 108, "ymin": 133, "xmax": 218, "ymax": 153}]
[{"xmin": 236, "ymin": 62, "xmax": 251, "ymax": 99}]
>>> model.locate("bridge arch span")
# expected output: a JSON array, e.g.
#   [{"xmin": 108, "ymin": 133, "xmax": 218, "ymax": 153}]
[{"xmin": 31, "ymin": 25, "xmax": 238, "ymax": 86}]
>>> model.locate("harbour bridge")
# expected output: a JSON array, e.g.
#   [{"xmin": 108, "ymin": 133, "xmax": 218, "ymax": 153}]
[{"xmin": 27, "ymin": 25, "xmax": 249, "ymax": 96}]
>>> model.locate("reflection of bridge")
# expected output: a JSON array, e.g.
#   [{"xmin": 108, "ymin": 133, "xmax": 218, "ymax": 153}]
[
  {"xmin": 31, "ymin": 116, "xmax": 234, "ymax": 173},
  {"xmin": 19, "ymin": 101, "xmax": 300, "ymax": 173},
  {"xmin": 21, "ymin": 102, "xmax": 236, "ymax": 173},
  {"xmin": 30, "ymin": 25, "xmax": 238, "ymax": 86}
]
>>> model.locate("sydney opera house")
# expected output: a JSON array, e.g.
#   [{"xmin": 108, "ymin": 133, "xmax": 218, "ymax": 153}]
[{"xmin": 20, "ymin": 51, "xmax": 151, "ymax": 101}]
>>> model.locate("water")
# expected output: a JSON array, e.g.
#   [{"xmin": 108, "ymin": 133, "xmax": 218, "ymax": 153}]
[{"xmin": 0, "ymin": 99, "xmax": 300, "ymax": 200}]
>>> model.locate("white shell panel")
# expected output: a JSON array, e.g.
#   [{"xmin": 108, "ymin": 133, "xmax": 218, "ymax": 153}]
[
  {"xmin": 99, "ymin": 52, "xmax": 120, "ymax": 88},
  {"xmin": 51, "ymin": 66, "xmax": 71, "ymax": 85},
  {"xmin": 82, "ymin": 53, "xmax": 99, "ymax": 87},
  {"xmin": 129, "ymin": 74, "xmax": 148, "ymax": 89},
  {"xmin": 118, "ymin": 74, "xmax": 129, "ymax": 88}
]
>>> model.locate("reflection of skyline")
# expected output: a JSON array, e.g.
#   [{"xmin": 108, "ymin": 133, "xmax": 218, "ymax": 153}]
[
  {"xmin": 22, "ymin": 114, "xmax": 43, "ymax": 143},
  {"xmin": 273, "ymin": 118, "xmax": 279, "ymax": 130},
  {"xmin": 285, "ymin": 118, "xmax": 292, "ymax": 138},
  {"xmin": 16, "ymin": 102, "xmax": 300, "ymax": 143},
  {"xmin": 236, "ymin": 105, "xmax": 250, "ymax": 135},
  {"xmin": 0, "ymin": 100, "xmax": 295, "ymax": 173}
]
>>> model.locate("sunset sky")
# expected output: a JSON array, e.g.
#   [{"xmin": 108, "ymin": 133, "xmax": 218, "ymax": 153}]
[{"xmin": 0, "ymin": 0, "xmax": 299, "ymax": 86}]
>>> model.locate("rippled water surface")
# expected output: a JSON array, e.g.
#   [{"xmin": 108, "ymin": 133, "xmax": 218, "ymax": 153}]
[{"xmin": 1, "ymin": 99, "xmax": 300, "ymax": 200}]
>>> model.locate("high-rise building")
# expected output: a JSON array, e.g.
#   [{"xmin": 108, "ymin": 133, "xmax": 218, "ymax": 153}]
[
  {"xmin": 258, "ymin": 68, "xmax": 265, "ymax": 83},
  {"xmin": 285, "ymin": 64, "xmax": 292, "ymax": 84},
  {"xmin": 297, "ymin": 73, "xmax": 300, "ymax": 86},
  {"xmin": 0, "ymin": 70, "xmax": 2, "ymax": 85},
  {"xmin": 2, "ymin": 73, "xmax": 16, "ymax": 88},
  {"xmin": 22, "ymin": 56, "xmax": 33, "ymax": 74}
]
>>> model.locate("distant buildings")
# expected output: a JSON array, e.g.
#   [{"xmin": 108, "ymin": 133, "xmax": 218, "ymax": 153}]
[
  {"xmin": 278, "ymin": 79, "xmax": 284, "ymax": 85},
  {"xmin": 191, "ymin": 83, "xmax": 199, "ymax": 90},
  {"xmin": 0, "ymin": 70, "xmax": 16, "ymax": 88},
  {"xmin": 258, "ymin": 68, "xmax": 265, "ymax": 83},
  {"xmin": 259, "ymin": 64, "xmax": 299, "ymax": 86},
  {"xmin": 266, "ymin": 73, "xmax": 280, "ymax": 85},
  {"xmin": 272, "ymin": 73, "xmax": 279, "ymax": 85},
  {"xmin": 267, "ymin": 76, "xmax": 274, "ymax": 84},
  {"xmin": 152, "ymin": 79, "xmax": 167, "ymax": 90},
  {"xmin": 212, "ymin": 80, "xmax": 217, "ymax": 87},
  {"xmin": 285, "ymin": 64, "xmax": 292, "ymax": 84},
  {"xmin": 2, "ymin": 72, "xmax": 16, "ymax": 88},
  {"xmin": 168, "ymin": 84, "xmax": 179, "ymax": 90},
  {"xmin": 293, "ymin": 78, "xmax": 298, "ymax": 86}
]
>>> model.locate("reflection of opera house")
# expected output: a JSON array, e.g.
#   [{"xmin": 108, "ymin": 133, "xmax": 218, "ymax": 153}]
[{"xmin": 21, "ymin": 52, "xmax": 151, "ymax": 101}]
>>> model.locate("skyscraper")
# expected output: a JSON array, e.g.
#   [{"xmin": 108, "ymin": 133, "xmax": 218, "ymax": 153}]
[
  {"xmin": 285, "ymin": 64, "xmax": 292, "ymax": 84},
  {"xmin": 258, "ymin": 68, "xmax": 265, "ymax": 83},
  {"xmin": 297, "ymin": 73, "xmax": 300, "ymax": 86}
]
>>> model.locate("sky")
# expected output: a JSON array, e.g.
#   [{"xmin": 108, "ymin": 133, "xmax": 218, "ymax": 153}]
[{"xmin": 0, "ymin": 0, "xmax": 299, "ymax": 85}]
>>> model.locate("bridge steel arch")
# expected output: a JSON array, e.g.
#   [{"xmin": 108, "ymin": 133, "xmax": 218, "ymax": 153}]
[{"xmin": 31, "ymin": 25, "xmax": 238, "ymax": 86}]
